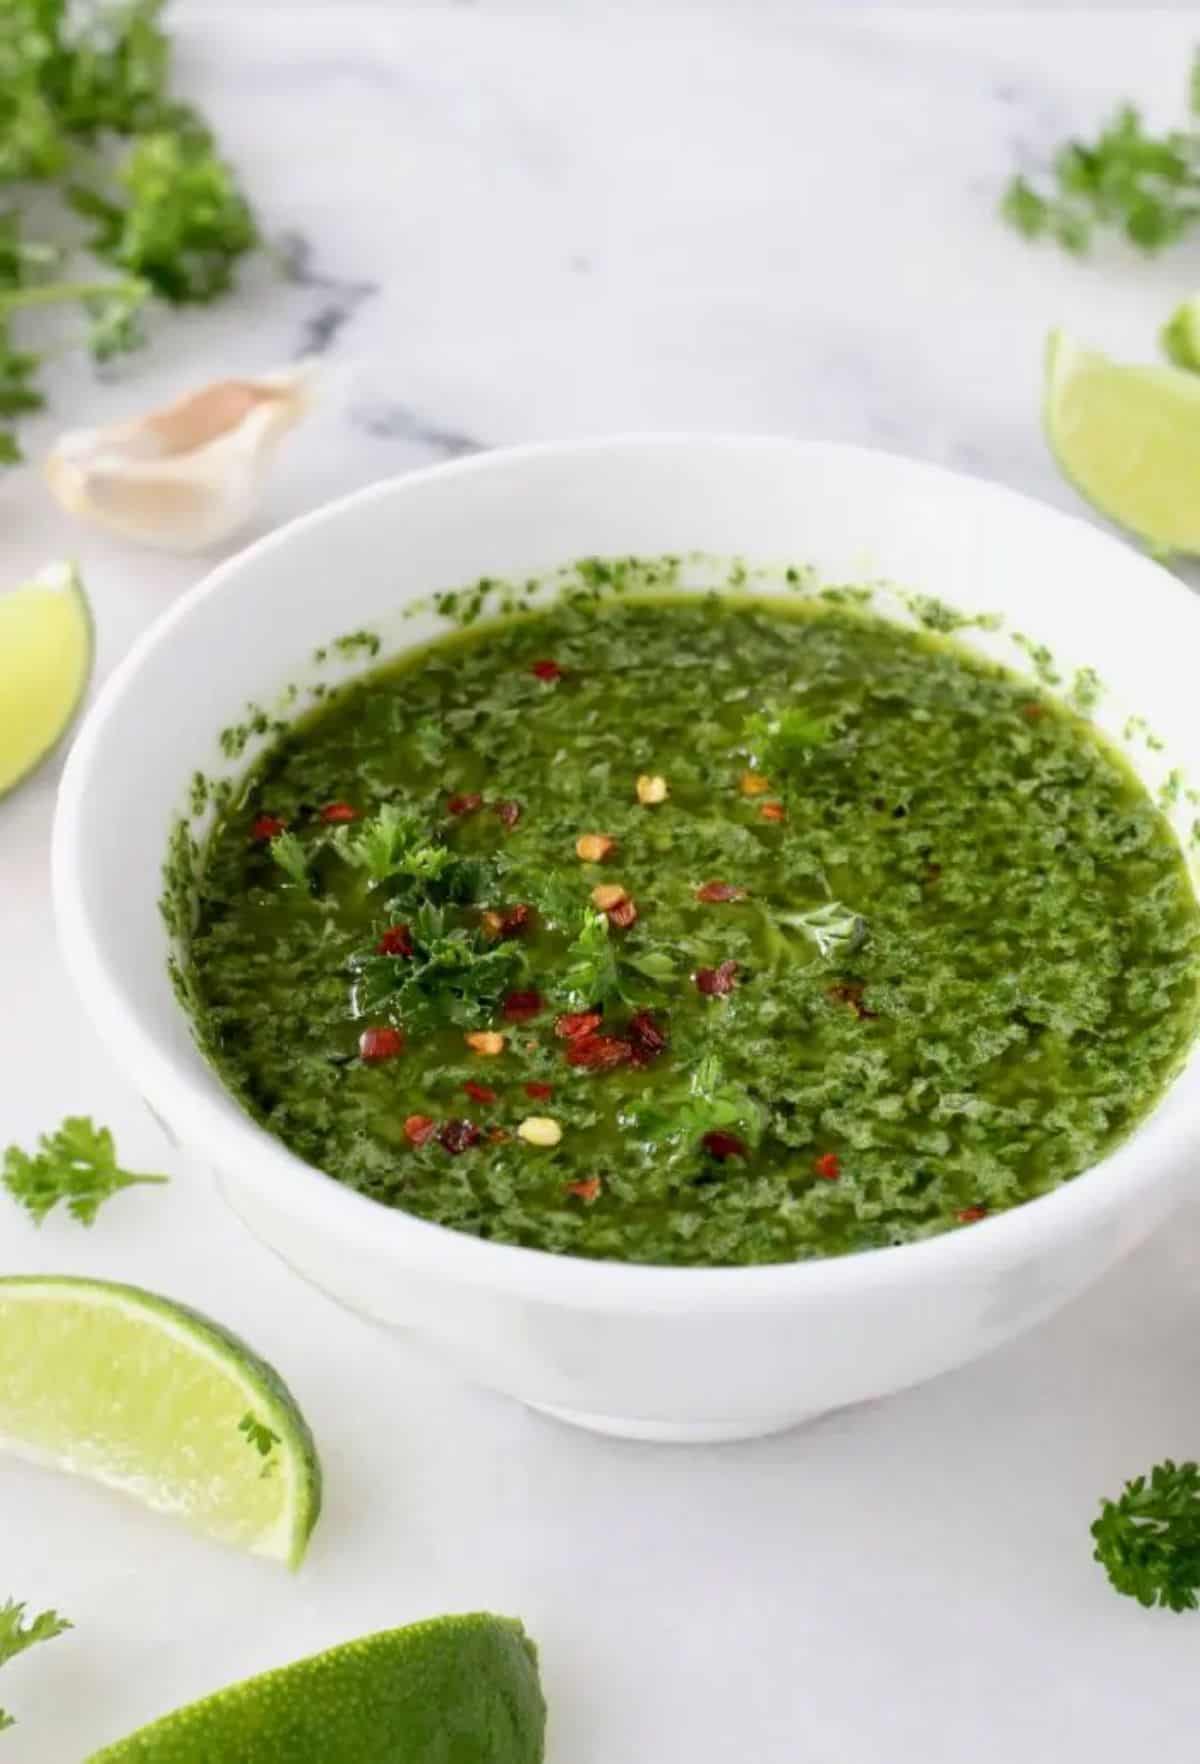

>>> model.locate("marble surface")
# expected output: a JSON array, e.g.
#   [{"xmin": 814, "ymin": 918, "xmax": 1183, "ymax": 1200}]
[{"xmin": 7, "ymin": 6, "xmax": 1200, "ymax": 1760}]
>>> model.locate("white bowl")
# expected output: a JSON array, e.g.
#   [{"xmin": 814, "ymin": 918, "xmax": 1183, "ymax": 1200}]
[{"xmin": 53, "ymin": 437, "xmax": 1200, "ymax": 1442}]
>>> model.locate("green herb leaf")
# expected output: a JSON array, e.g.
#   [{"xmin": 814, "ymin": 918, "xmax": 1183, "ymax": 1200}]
[
  {"xmin": 0, "ymin": 1599, "xmax": 71, "ymax": 1732},
  {"xmin": 776, "ymin": 899, "xmax": 869, "ymax": 962},
  {"xmin": 745, "ymin": 706, "xmax": 836, "ymax": 774},
  {"xmin": 238, "ymin": 1411, "xmax": 281, "ymax": 1477},
  {"xmin": 1002, "ymin": 55, "xmax": 1200, "ymax": 257},
  {"xmin": 632, "ymin": 1052, "xmax": 764, "ymax": 1146},
  {"xmin": 350, "ymin": 903, "xmax": 523, "ymax": 1031},
  {"xmin": 269, "ymin": 829, "xmax": 309, "ymax": 886},
  {"xmin": 1092, "ymin": 1460, "xmax": 1200, "ymax": 1610},
  {"xmin": 557, "ymin": 908, "xmax": 622, "ymax": 1008},
  {"xmin": 2, "ymin": 1116, "xmax": 168, "ymax": 1226}
]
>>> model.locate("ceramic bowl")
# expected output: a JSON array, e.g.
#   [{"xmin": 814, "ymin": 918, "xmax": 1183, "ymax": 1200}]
[{"xmin": 52, "ymin": 437, "xmax": 1200, "ymax": 1441}]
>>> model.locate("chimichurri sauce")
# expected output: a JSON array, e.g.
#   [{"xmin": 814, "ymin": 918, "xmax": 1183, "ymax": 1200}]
[{"xmin": 184, "ymin": 595, "xmax": 1200, "ymax": 1266}]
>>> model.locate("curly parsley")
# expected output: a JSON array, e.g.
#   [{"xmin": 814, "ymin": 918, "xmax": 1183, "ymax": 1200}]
[
  {"xmin": 2, "ymin": 1116, "xmax": 168, "ymax": 1225},
  {"xmin": 0, "ymin": 1599, "xmax": 71, "ymax": 1732},
  {"xmin": 1093, "ymin": 1460, "xmax": 1200, "ymax": 1611}
]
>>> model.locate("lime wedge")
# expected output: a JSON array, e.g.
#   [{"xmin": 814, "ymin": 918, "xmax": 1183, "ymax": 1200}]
[
  {"xmin": 85, "ymin": 1614, "xmax": 545, "ymax": 1764},
  {"xmin": 0, "ymin": 1277, "xmax": 321, "ymax": 1567},
  {"xmin": 0, "ymin": 562, "xmax": 92, "ymax": 797},
  {"xmin": 1161, "ymin": 295, "xmax": 1200, "ymax": 372},
  {"xmin": 1044, "ymin": 329, "xmax": 1200, "ymax": 555}
]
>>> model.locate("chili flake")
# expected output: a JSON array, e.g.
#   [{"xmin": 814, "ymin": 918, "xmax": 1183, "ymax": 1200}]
[
  {"xmin": 566, "ymin": 1033, "xmax": 633, "ymax": 1070},
  {"xmin": 439, "ymin": 1119, "xmax": 481, "ymax": 1155},
  {"xmin": 531, "ymin": 659, "xmax": 563, "ymax": 682},
  {"xmin": 463, "ymin": 1080, "xmax": 497, "ymax": 1105},
  {"xmin": 576, "ymin": 832, "xmax": 616, "ymax": 863},
  {"xmin": 739, "ymin": 771, "xmax": 771, "ymax": 796},
  {"xmin": 813, "ymin": 1152, "xmax": 841, "ymax": 1181},
  {"xmin": 957, "ymin": 1205, "xmax": 987, "ymax": 1224},
  {"xmin": 498, "ymin": 903, "xmax": 532, "ymax": 938},
  {"xmin": 827, "ymin": 980, "xmax": 878, "ymax": 1021},
  {"xmin": 702, "ymin": 1130, "xmax": 747, "ymax": 1161},
  {"xmin": 403, "ymin": 1114, "xmax": 436, "ymax": 1146},
  {"xmin": 566, "ymin": 1177, "xmax": 602, "ymax": 1203},
  {"xmin": 696, "ymin": 959, "xmax": 738, "ymax": 996},
  {"xmin": 695, "ymin": 880, "xmax": 746, "ymax": 903},
  {"xmin": 494, "ymin": 798, "xmax": 522, "ymax": 829},
  {"xmin": 376, "ymin": 923, "xmax": 414, "ymax": 957},
  {"xmin": 627, "ymin": 1010, "xmax": 668, "ymax": 1064},
  {"xmin": 447, "ymin": 792, "xmax": 483, "ymax": 817},
  {"xmin": 319, "ymin": 801, "xmax": 358, "ymax": 823},
  {"xmin": 759, "ymin": 802, "xmax": 787, "ymax": 823},
  {"xmin": 465, "ymin": 1030, "xmax": 506, "ymax": 1055},
  {"xmin": 359, "ymin": 1025, "xmax": 405, "ymax": 1063},
  {"xmin": 503, "ymin": 990, "xmax": 544, "ymax": 1022},
  {"xmin": 606, "ymin": 896, "xmax": 638, "ymax": 930},
  {"xmin": 250, "ymin": 814, "xmax": 286, "ymax": 842},
  {"xmin": 555, "ymin": 1011, "xmax": 602, "ymax": 1040},
  {"xmin": 524, "ymin": 1080, "xmax": 554, "ymax": 1100}
]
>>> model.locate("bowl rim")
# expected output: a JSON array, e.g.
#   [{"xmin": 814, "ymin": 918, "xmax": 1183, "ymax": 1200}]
[{"xmin": 52, "ymin": 432, "xmax": 1200, "ymax": 1313}]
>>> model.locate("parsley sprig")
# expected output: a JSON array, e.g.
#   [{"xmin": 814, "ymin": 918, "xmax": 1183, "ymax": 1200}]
[
  {"xmin": 1003, "ymin": 52, "xmax": 1200, "ymax": 255},
  {"xmin": 0, "ymin": 1599, "xmax": 71, "ymax": 1733},
  {"xmin": 0, "ymin": 0, "xmax": 257, "ymax": 460},
  {"xmin": 2, "ymin": 1115, "xmax": 168, "ymax": 1225},
  {"xmin": 350, "ymin": 903, "xmax": 523, "ymax": 1031},
  {"xmin": 1093, "ymin": 1460, "xmax": 1200, "ymax": 1611}
]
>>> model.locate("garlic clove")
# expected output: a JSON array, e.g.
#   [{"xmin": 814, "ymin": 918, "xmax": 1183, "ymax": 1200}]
[{"xmin": 44, "ymin": 365, "xmax": 313, "ymax": 554}]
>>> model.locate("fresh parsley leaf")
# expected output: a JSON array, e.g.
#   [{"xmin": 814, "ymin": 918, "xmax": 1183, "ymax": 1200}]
[
  {"xmin": 269, "ymin": 828, "xmax": 309, "ymax": 886},
  {"xmin": 0, "ymin": 1599, "xmax": 71, "ymax": 1733},
  {"xmin": 238, "ymin": 1411, "xmax": 281, "ymax": 1477},
  {"xmin": 350, "ymin": 902, "xmax": 523, "ymax": 1031},
  {"xmin": 557, "ymin": 908, "xmax": 622, "ymax": 1008},
  {"xmin": 776, "ymin": 899, "xmax": 869, "ymax": 962},
  {"xmin": 1002, "ymin": 55, "xmax": 1200, "ymax": 256},
  {"xmin": 1092, "ymin": 1460, "xmax": 1200, "ymax": 1611},
  {"xmin": 2, "ymin": 1116, "xmax": 168, "ymax": 1225},
  {"xmin": 336, "ymin": 804, "xmax": 458, "ymax": 890},
  {"xmin": 633, "ymin": 1052, "xmax": 764, "ymax": 1145},
  {"xmin": 745, "ymin": 706, "xmax": 836, "ymax": 774}
]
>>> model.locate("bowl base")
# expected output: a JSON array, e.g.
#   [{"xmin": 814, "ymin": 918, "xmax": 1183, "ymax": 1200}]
[{"xmin": 526, "ymin": 1401, "xmax": 812, "ymax": 1443}]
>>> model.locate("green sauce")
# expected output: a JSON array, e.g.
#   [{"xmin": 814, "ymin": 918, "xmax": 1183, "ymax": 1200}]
[{"xmin": 182, "ymin": 592, "xmax": 1200, "ymax": 1267}]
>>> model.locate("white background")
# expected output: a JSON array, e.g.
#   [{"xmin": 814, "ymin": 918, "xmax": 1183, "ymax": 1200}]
[{"xmin": 6, "ymin": 6, "xmax": 1200, "ymax": 1759}]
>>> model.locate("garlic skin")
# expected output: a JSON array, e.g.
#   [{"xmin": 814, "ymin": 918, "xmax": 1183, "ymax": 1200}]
[{"xmin": 43, "ymin": 365, "xmax": 312, "ymax": 553}]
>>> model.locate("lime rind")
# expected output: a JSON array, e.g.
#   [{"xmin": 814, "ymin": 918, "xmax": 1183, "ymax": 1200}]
[
  {"xmin": 1161, "ymin": 295, "xmax": 1200, "ymax": 373},
  {"xmin": 0, "ymin": 1276, "xmax": 321, "ymax": 1568},
  {"xmin": 83, "ymin": 1613, "xmax": 546, "ymax": 1764}
]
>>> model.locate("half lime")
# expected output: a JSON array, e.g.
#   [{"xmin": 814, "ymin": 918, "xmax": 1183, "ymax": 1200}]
[{"xmin": 85, "ymin": 1613, "xmax": 546, "ymax": 1763}]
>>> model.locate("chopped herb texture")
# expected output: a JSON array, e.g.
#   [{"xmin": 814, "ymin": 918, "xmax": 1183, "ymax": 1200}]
[
  {"xmin": 1093, "ymin": 1460, "xmax": 1200, "ymax": 1611},
  {"xmin": 183, "ymin": 591, "xmax": 1200, "ymax": 1267}
]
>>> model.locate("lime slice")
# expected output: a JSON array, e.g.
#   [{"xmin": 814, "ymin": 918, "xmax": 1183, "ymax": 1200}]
[
  {"xmin": 0, "ymin": 1277, "xmax": 321, "ymax": 1567},
  {"xmin": 1161, "ymin": 295, "xmax": 1200, "ymax": 372},
  {"xmin": 1044, "ymin": 329, "xmax": 1200, "ymax": 555},
  {"xmin": 85, "ymin": 1614, "xmax": 545, "ymax": 1764},
  {"xmin": 0, "ymin": 562, "xmax": 92, "ymax": 797}
]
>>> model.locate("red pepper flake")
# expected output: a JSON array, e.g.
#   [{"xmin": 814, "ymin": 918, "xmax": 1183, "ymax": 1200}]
[
  {"xmin": 250, "ymin": 814, "xmax": 286, "ymax": 842},
  {"xmin": 494, "ymin": 798, "xmax": 522, "ymax": 830},
  {"xmin": 759, "ymin": 802, "xmax": 787, "ymax": 823},
  {"xmin": 503, "ymin": 990, "xmax": 544, "ymax": 1022},
  {"xmin": 606, "ymin": 896, "xmax": 638, "ymax": 930},
  {"xmin": 813, "ymin": 1152, "xmax": 841, "ymax": 1181},
  {"xmin": 403, "ymin": 1114, "xmax": 436, "ymax": 1146},
  {"xmin": 566, "ymin": 1177, "xmax": 602, "ymax": 1203},
  {"xmin": 438, "ymin": 1119, "xmax": 482, "ymax": 1155},
  {"xmin": 463, "ymin": 1080, "xmax": 497, "ymax": 1105},
  {"xmin": 1022, "ymin": 703, "xmax": 1045, "ymax": 721},
  {"xmin": 359, "ymin": 1025, "xmax": 405, "ymax": 1063},
  {"xmin": 320, "ymin": 801, "xmax": 358, "ymax": 823},
  {"xmin": 695, "ymin": 880, "xmax": 746, "ymax": 903},
  {"xmin": 826, "ymin": 980, "xmax": 878, "ymax": 1021},
  {"xmin": 695, "ymin": 959, "xmax": 738, "ymax": 997},
  {"xmin": 447, "ymin": 792, "xmax": 483, "ymax": 817},
  {"xmin": 499, "ymin": 903, "xmax": 532, "ymax": 938},
  {"xmin": 702, "ymin": 1130, "xmax": 747, "ymax": 1162},
  {"xmin": 957, "ymin": 1205, "xmax": 987, "ymax": 1224},
  {"xmin": 376, "ymin": 923, "xmax": 414, "ymax": 958},
  {"xmin": 627, "ymin": 1010, "xmax": 668, "ymax": 1065},
  {"xmin": 555, "ymin": 1011, "xmax": 602, "ymax": 1041},
  {"xmin": 531, "ymin": 659, "xmax": 563, "ymax": 682},
  {"xmin": 566, "ymin": 1033, "xmax": 633, "ymax": 1070},
  {"xmin": 524, "ymin": 1080, "xmax": 554, "ymax": 1100}
]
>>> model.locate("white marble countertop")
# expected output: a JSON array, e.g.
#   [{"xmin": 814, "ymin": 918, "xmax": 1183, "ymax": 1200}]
[{"xmin": 7, "ymin": 6, "xmax": 1200, "ymax": 1761}]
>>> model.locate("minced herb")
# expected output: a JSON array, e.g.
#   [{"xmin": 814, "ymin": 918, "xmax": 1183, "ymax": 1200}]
[{"xmin": 181, "ymin": 593, "xmax": 1200, "ymax": 1267}]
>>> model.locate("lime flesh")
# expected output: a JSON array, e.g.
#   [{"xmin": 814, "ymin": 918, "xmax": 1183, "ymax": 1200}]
[
  {"xmin": 0, "ymin": 1277, "xmax": 321, "ymax": 1567},
  {"xmin": 1044, "ymin": 329, "xmax": 1200, "ymax": 555},
  {"xmin": 84, "ymin": 1614, "xmax": 546, "ymax": 1764},
  {"xmin": 0, "ymin": 562, "xmax": 92, "ymax": 796}
]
